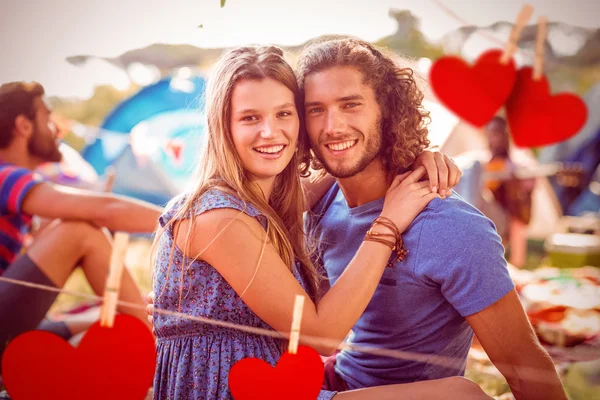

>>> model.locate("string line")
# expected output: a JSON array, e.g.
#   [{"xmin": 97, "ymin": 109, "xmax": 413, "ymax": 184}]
[
  {"xmin": 429, "ymin": 0, "xmax": 537, "ymax": 58},
  {"xmin": 0, "ymin": 275, "xmax": 578, "ymax": 384}
]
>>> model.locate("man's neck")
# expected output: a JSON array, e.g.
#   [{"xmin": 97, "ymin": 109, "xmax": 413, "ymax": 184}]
[
  {"xmin": 336, "ymin": 158, "xmax": 390, "ymax": 208},
  {"xmin": 0, "ymin": 145, "xmax": 39, "ymax": 170}
]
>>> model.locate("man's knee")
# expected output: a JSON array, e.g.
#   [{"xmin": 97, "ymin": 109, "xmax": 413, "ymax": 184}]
[
  {"xmin": 52, "ymin": 220, "xmax": 103, "ymax": 235},
  {"xmin": 23, "ymin": 221, "xmax": 112, "ymax": 287},
  {"xmin": 43, "ymin": 220, "xmax": 110, "ymax": 251}
]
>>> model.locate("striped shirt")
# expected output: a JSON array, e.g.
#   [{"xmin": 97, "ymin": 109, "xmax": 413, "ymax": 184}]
[{"xmin": 0, "ymin": 162, "xmax": 44, "ymax": 274}]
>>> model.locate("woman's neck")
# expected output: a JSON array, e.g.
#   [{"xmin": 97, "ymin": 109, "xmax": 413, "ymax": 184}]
[{"xmin": 251, "ymin": 176, "xmax": 276, "ymax": 201}]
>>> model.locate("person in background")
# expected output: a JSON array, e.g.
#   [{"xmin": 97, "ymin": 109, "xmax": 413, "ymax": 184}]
[
  {"xmin": 0, "ymin": 81, "xmax": 162, "ymax": 375},
  {"xmin": 483, "ymin": 116, "xmax": 536, "ymax": 268}
]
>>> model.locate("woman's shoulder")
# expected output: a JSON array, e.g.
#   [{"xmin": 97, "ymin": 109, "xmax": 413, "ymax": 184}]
[
  {"xmin": 160, "ymin": 187, "xmax": 264, "ymax": 226},
  {"xmin": 196, "ymin": 188, "xmax": 263, "ymax": 217}
]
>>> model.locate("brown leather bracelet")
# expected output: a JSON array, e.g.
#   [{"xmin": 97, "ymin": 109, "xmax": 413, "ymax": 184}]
[
  {"xmin": 363, "ymin": 235, "xmax": 397, "ymax": 268},
  {"xmin": 372, "ymin": 216, "xmax": 400, "ymax": 237},
  {"xmin": 366, "ymin": 216, "xmax": 409, "ymax": 267},
  {"xmin": 363, "ymin": 235, "xmax": 396, "ymax": 251},
  {"xmin": 365, "ymin": 230, "xmax": 396, "ymax": 242},
  {"xmin": 394, "ymin": 235, "xmax": 409, "ymax": 263}
]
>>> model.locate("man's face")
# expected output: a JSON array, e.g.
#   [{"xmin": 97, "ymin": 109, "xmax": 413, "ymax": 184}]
[
  {"xmin": 303, "ymin": 66, "xmax": 382, "ymax": 179},
  {"xmin": 485, "ymin": 121, "xmax": 509, "ymax": 156},
  {"xmin": 27, "ymin": 97, "xmax": 62, "ymax": 163}
]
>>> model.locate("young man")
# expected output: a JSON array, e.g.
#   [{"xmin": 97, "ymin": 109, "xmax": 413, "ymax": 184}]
[
  {"xmin": 0, "ymin": 82, "xmax": 162, "ymax": 369},
  {"xmin": 297, "ymin": 38, "xmax": 566, "ymax": 399}
]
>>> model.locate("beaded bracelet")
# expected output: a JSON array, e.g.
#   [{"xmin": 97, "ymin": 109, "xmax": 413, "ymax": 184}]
[{"xmin": 364, "ymin": 216, "xmax": 409, "ymax": 268}]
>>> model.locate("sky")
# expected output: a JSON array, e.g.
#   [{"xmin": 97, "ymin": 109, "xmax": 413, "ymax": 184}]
[{"xmin": 1, "ymin": 0, "xmax": 598, "ymax": 98}]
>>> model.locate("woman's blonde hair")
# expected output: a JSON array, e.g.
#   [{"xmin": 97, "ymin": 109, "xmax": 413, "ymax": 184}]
[{"xmin": 153, "ymin": 45, "xmax": 321, "ymax": 302}]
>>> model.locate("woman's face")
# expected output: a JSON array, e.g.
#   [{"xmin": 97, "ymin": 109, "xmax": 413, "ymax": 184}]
[{"xmin": 229, "ymin": 78, "xmax": 299, "ymax": 182}]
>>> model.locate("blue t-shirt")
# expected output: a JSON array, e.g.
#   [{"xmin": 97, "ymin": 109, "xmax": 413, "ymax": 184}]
[{"xmin": 307, "ymin": 183, "xmax": 515, "ymax": 389}]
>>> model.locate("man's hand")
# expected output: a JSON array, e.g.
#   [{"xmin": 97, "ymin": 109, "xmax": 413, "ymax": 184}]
[
  {"xmin": 146, "ymin": 291, "xmax": 155, "ymax": 335},
  {"xmin": 413, "ymin": 151, "xmax": 461, "ymax": 197}
]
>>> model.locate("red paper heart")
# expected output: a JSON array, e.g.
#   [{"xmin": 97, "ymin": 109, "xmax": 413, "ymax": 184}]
[
  {"xmin": 2, "ymin": 315, "xmax": 156, "ymax": 400},
  {"xmin": 229, "ymin": 345, "xmax": 324, "ymax": 400},
  {"xmin": 506, "ymin": 67, "xmax": 588, "ymax": 148},
  {"xmin": 429, "ymin": 49, "xmax": 517, "ymax": 127}
]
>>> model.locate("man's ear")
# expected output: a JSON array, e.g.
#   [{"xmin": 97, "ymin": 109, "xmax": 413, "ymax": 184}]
[{"xmin": 13, "ymin": 115, "xmax": 33, "ymax": 139}]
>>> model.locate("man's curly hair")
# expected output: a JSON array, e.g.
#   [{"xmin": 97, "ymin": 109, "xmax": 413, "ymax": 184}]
[{"xmin": 296, "ymin": 37, "xmax": 431, "ymax": 174}]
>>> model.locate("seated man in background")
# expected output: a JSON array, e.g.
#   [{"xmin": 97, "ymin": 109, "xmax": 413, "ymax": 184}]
[{"xmin": 0, "ymin": 81, "xmax": 162, "ymax": 374}]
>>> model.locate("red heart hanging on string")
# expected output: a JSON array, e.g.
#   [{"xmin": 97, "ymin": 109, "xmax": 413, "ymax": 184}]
[
  {"xmin": 229, "ymin": 345, "xmax": 324, "ymax": 400},
  {"xmin": 505, "ymin": 67, "xmax": 588, "ymax": 148},
  {"xmin": 429, "ymin": 49, "xmax": 517, "ymax": 127},
  {"xmin": 2, "ymin": 315, "xmax": 156, "ymax": 400}
]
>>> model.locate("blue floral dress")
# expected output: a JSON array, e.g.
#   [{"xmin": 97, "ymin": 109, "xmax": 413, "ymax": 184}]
[{"xmin": 153, "ymin": 189, "xmax": 337, "ymax": 400}]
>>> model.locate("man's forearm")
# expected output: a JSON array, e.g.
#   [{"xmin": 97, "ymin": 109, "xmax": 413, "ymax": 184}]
[
  {"xmin": 467, "ymin": 290, "xmax": 568, "ymax": 400},
  {"xmin": 96, "ymin": 197, "xmax": 163, "ymax": 233},
  {"xmin": 505, "ymin": 344, "xmax": 567, "ymax": 400}
]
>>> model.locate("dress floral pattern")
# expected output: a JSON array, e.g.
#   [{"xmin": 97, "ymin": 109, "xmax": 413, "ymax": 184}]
[{"xmin": 153, "ymin": 189, "xmax": 336, "ymax": 400}]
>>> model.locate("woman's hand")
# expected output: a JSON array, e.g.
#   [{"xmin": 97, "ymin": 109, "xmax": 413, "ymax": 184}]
[
  {"xmin": 413, "ymin": 151, "xmax": 461, "ymax": 197},
  {"xmin": 381, "ymin": 166, "xmax": 440, "ymax": 234},
  {"xmin": 146, "ymin": 291, "xmax": 155, "ymax": 335}
]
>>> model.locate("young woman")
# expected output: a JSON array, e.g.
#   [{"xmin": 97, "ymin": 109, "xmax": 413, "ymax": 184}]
[{"xmin": 152, "ymin": 46, "xmax": 489, "ymax": 400}]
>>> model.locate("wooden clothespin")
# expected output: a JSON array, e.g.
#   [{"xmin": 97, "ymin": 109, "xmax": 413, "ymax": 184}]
[
  {"xmin": 288, "ymin": 295, "xmax": 305, "ymax": 355},
  {"xmin": 99, "ymin": 231, "xmax": 130, "ymax": 328},
  {"xmin": 500, "ymin": 4, "xmax": 534, "ymax": 64},
  {"xmin": 533, "ymin": 17, "xmax": 548, "ymax": 81}
]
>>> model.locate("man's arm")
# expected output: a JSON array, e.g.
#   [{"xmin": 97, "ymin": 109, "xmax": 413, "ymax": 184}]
[
  {"xmin": 416, "ymin": 198, "xmax": 565, "ymax": 400},
  {"xmin": 466, "ymin": 290, "xmax": 567, "ymax": 400},
  {"xmin": 21, "ymin": 182, "xmax": 163, "ymax": 233}
]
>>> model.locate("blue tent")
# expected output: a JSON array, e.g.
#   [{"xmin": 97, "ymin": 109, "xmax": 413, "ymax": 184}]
[{"xmin": 82, "ymin": 75, "xmax": 207, "ymax": 205}]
